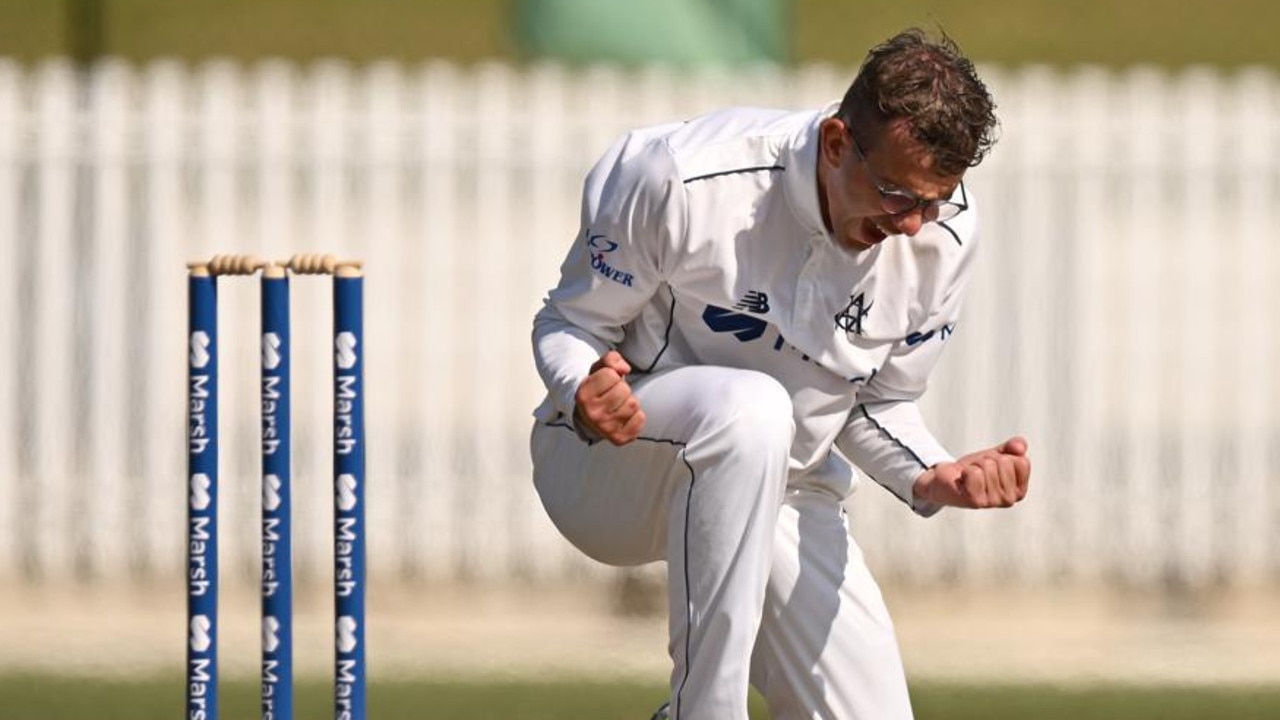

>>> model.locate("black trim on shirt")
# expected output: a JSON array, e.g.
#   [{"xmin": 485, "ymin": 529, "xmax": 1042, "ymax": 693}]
[
  {"xmin": 857, "ymin": 404, "xmax": 930, "ymax": 471},
  {"xmin": 859, "ymin": 467, "xmax": 915, "ymax": 510},
  {"xmin": 637, "ymin": 285, "xmax": 677, "ymax": 373},
  {"xmin": 683, "ymin": 165, "xmax": 785, "ymax": 185},
  {"xmin": 936, "ymin": 220, "xmax": 962, "ymax": 247}
]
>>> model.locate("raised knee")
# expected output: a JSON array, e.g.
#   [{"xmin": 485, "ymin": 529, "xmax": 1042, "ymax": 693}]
[{"xmin": 699, "ymin": 370, "xmax": 795, "ymax": 448}]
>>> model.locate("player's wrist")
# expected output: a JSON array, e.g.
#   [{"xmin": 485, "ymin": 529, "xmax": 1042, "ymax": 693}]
[
  {"xmin": 571, "ymin": 403, "xmax": 604, "ymax": 444},
  {"xmin": 912, "ymin": 466, "xmax": 936, "ymax": 500}
]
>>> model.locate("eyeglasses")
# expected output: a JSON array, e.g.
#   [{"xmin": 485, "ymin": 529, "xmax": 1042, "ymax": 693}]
[{"xmin": 847, "ymin": 129, "xmax": 967, "ymax": 223}]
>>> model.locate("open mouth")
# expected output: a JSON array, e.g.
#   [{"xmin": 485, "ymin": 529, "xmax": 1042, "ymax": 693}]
[{"xmin": 862, "ymin": 218, "xmax": 889, "ymax": 245}]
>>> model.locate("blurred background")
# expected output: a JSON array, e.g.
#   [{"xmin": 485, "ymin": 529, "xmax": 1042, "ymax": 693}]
[{"xmin": 1, "ymin": 1, "xmax": 1279, "ymax": 718}]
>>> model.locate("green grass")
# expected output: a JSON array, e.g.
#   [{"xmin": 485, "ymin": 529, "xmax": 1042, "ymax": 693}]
[
  {"xmin": 792, "ymin": 0, "xmax": 1280, "ymax": 69},
  {"xmin": 2, "ymin": 675, "xmax": 1279, "ymax": 719},
  {"xmin": 911, "ymin": 684, "xmax": 1280, "ymax": 720},
  {"xmin": 0, "ymin": 0, "xmax": 513, "ymax": 65},
  {"xmin": 0, "ymin": 0, "xmax": 1279, "ymax": 68}
]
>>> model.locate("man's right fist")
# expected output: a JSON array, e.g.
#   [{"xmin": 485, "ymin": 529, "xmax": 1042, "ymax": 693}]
[{"xmin": 574, "ymin": 350, "xmax": 646, "ymax": 445}]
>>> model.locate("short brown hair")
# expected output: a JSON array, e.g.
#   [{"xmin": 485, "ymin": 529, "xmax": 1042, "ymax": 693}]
[{"xmin": 837, "ymin": 28, "xmax": 998, "ymax": 176}]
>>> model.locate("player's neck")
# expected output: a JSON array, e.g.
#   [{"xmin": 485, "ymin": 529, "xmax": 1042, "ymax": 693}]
[{"xmin": 814, "ymin": 163, "xmax": 833, "ymax": 232}]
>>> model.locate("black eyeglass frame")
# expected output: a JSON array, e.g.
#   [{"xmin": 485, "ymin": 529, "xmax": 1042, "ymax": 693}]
[{"xmin": 846, "ymin": 127, "xmax": 968, "ymax": 223}]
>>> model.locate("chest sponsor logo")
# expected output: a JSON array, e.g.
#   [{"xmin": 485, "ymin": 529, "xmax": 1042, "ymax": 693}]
[
  {"xmin": 905, "ymin": 323, "xmax": 956, "ymax": 346},
  {"xmin": 586, "ymin": 230, "xmax": 634, "ymax": 287},
  {"xmin": 703, "ymin": 291, "xmax": 773, "ymax": 341},
  {"xmin": 702, "ymin": 305, "xmax": 768, "ymax": 342},
  {"xmin": 702, "ymin": 302, "xmax": 879, "ymax": 384},
  {"xmin": 834, "ymin": 292, "xmax": 873, "ymax": 338}
]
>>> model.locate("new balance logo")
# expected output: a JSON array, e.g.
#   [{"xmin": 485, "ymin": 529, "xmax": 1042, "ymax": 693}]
[
  {"xmin": 733, "ymin": 290, "xmax": 770, "ymax": 314},
  {"xmin": 702, "ymin": 305, "xmax": 768, "ymax": 342}
]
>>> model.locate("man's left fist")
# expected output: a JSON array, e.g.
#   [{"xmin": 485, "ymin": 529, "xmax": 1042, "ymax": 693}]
[{"xmin": 913, "ymin": 437, "xmax": 1031, "ymax": 509}]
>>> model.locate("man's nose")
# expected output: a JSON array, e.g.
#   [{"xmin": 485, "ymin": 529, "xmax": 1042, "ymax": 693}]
[{"xmin": 889, "ymin": 208, "xmax": 925, "ymax": 237}]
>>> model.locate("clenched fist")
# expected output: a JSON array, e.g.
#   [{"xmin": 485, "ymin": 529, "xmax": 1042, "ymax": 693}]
[
  {"xmin": 913, "ymin": 437, "xmax": 1031, "ymax": 509},
  {"xmin": 574, "ymin": 350, "xmax": 646, "ymax": 445}
]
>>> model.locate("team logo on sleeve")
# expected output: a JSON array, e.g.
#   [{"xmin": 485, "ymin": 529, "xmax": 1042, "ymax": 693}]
[
  {"xmin": 835, "ymin": 292, "xmax": 873, "ymax": 337},
  {"xmin": 585, "ymin": 229, "xmax": 635, "ymax": 287},
  {"xmin": 586, "ymin": 232, "xmax": 618, "ymax": 253}
]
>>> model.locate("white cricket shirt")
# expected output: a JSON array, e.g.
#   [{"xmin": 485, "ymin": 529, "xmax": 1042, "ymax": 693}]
[{"xmin": 532, "ymin": 105, "xmax": 980, "ymax": 515}]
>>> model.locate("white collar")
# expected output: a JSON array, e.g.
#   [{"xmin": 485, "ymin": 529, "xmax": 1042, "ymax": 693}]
[{"xmin": 781, "ymin": 102, "xmax": 839, "ymax": 240}]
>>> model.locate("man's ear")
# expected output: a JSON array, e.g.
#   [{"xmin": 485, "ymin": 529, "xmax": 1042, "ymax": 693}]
[{"xmin": 817, "ymin": 117, "xmax": 848, "ymax": 167}]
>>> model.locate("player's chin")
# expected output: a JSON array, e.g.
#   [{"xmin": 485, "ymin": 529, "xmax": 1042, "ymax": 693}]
[{"xmin": 837, "ymin": 219, "xmax": 885, "ymax": 253}]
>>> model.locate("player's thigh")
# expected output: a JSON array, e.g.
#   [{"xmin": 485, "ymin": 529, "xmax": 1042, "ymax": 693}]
[
  {"xmin": 532, "ymin": 418, "xmax": 685, "ymax": 566},
  {"xmin": 531, "ymin": 365, "xmax": 791, "ymax": 566},
  {"xmin": 631, "ymin": 364, "xmax": 793, "ymax": 445},
  {"xmin": 751, "ymin": 491, "xmax": 912, "ymax": 720}
]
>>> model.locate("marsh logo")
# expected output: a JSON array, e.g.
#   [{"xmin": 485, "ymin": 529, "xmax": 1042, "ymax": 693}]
[
  {"xmin": 263, "ymin": 616, "xmax": 280, "ymax": 653},
  {"xmin": 190, "ymin": 473, "xmax": 212, "ymax": 511},
  {"xmin": 263, "ymin": 332, "xmax": 282, "ymax": 370},
  {"xmin": 190, "ymin": 331, "xmax": 211, "ymax": 369},
  {"xmin": 190, "ymin": 614, "xmax": 212, "ymax": 652},
  {"xmin": 264, "ymin": 474, "xmax": 282, "ymax": 511},
  {"xmin": 335, "ymin": 332, "xmax": 358, "ymax": 370},
  {"xmin": 336, "ymin": 474, "xmax": 358, "ymax": 512},
  {"xmin": 336, "ymin": 616, "xmax": 358, "ymax": 654}
]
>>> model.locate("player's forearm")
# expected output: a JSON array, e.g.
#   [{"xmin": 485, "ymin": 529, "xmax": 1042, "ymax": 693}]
[
  {"xmin": 532, "ymin": 303, "xmax": 614, "ymax": 418},
  {"xmin": 836, "ymin": 400, "xmax": 953, "ymax": 517}
]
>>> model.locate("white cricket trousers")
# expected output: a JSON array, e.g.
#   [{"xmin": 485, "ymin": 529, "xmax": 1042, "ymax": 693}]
[{"xmin": 531, "ymin": 366, "xmax": 914, "ymax": 720}]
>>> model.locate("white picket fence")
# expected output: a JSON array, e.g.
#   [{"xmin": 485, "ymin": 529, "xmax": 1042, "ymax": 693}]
[{"xmin": 0, "ymin": 58, "xmax": 1276, "ymax": 590}]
